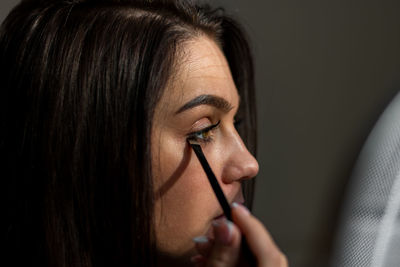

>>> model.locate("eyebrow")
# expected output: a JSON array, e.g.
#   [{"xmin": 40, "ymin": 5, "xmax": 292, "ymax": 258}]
[{"xmin": 175, "ymin": 94, "xmax": 234, "ymax": 114}]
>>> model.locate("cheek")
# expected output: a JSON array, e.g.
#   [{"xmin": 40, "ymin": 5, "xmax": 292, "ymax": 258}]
[{"xmin": 153, "ymin": 136, "xmax": 218, "ymax": 254}]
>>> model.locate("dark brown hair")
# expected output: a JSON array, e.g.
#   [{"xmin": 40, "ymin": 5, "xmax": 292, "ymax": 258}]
[{"xmin": 0, "ymin": 0, "xmax": 256, "ymax": 266}]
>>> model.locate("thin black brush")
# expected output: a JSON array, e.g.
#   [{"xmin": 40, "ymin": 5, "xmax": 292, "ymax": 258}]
[
  {"xmin": 187, "ymin": 139, "xmax": 256, "ymax": 266},
  {"xmin": 188, "ymin": 140, "xmax": 232, "ymax": 221}
]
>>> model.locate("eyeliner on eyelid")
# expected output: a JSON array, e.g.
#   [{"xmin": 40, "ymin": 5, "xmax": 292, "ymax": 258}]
[
  {"xmin": 187, "ymin": 120, "xmax": 220, "ymax": 143},
  {"xmin": 189, "ymin": 120, "xmax": 220, "ymax": 135}
]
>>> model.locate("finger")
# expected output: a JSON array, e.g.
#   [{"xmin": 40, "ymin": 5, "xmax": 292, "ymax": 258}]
[
  {"xmin": 232, "ymin": 203, "xmax": 288, "ymax": 267},
  {"xmin": 193, "ymin": 236, "xmax": 214, "ymax": 257},
  {"xmin": 205, "ymin": 219, "xmax": 241, "ymax": 267}
]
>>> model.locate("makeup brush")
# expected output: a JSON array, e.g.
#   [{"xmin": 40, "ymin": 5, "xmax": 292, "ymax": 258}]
[
  {"xmin": 187, "ymin": 139, "xmax": 257, "ymax": 266},
  {"xmin": 188, "ymin": 139, "xmax": 232, "ymax": 221}
]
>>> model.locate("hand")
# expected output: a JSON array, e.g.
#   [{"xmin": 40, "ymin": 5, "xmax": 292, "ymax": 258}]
[{"xmin": 191, "ymin": 203, "xmax": 288, "ymax": 267}]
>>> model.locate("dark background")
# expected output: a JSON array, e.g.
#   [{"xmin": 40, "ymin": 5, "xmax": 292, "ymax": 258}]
[{"xmin": 2, "ymin": 0, "xmax": 400, "ymax": 266}]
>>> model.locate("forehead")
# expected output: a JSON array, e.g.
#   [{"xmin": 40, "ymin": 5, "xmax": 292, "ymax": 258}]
[{"xmin": 161, "ymin": 36, "xmax": 239, "ymax": 110}]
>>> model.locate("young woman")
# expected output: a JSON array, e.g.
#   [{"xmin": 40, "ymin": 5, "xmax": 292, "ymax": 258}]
[{"xmin": 0, "ymin": 0, "xmax": 287, "ymax": 266}]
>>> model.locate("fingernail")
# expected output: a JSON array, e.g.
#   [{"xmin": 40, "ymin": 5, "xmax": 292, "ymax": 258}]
[
  {"xmin": 232, "ymin": 202, "xmax": 250, "ymax": 216},
  {"xmin": 192, "ymin": 236, "xmax": 209, "ymax": 244},
  {"xmin": 212, "ymin": 219, "xmax": 234, "ymax": 245}
]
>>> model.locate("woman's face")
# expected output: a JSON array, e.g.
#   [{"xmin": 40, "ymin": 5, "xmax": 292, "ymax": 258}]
[{"xmin": 152, "ymin": 36, "xmax": 259, "ymax": 262}]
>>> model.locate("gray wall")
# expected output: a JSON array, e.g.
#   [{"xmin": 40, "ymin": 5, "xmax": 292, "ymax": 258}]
[
  {"xmin": 212, "ymin": 1, "xmax": 400, "ymax": 266},
  {"xmin": 2, "ymin": 1, "xmax": 400, "ymax": 266}
]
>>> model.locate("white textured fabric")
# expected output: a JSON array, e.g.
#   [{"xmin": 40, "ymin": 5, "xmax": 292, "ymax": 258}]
[{"xmin": 331, "ymin": 91, "xmax": 400, "ymax": 267}]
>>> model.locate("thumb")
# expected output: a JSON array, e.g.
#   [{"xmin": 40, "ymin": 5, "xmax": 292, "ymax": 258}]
[{"xmin": 205, "ymin": 219, "xmax": 241, "ymax": 267}]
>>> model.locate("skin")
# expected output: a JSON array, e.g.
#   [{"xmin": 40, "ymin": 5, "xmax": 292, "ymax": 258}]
[
  {"xmin": 193, "ymin": 204, "xmax": 289, "ymax": 267},
  {"xmin": 152, "ymin": 35, "xmax": 259, "ymax": 264}
]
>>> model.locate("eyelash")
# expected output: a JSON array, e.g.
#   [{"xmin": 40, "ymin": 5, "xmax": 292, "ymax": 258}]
[{"xmin": 187, "ymin": 120, "xmax": 221, "ymax": 143}]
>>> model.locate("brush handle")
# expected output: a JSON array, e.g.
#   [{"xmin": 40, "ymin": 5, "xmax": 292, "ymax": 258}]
[
  {"xmin": 189, "ymin": 143, "xmax": 232, "ymax": 221},
  {"xmin": 189, "ymin": 142, "xmax": 256, "ymax": 265}
]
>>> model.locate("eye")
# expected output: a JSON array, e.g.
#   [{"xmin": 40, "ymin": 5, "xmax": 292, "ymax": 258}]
[{"xmin": 187, "ymin": 120, "xmax": 220, "ymax": 143}]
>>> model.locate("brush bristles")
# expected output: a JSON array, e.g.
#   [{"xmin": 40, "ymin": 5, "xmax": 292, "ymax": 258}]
[{"xmin": 187, "ymin": 139, "xmax": 201, "ymax": 145}]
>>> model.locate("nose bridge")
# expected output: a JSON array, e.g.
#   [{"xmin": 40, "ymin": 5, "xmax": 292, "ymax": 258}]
[{"xmin": 221, "ymin": 129, "xmax": 259, "ymax": 183}]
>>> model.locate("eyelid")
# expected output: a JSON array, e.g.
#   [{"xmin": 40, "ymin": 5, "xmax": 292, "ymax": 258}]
[
  {"xmin": 186, "ymin": 120, "xmax": 220, "ymax": 144},
  {"xmin": 187, "ymin": 120, "xmax": 220, "ymax": 137}
]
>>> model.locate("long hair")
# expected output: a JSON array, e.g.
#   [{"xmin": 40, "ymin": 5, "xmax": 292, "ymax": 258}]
[{"xmin": 0, "ymin": 0, "xmax": 256, "ymax": 266}]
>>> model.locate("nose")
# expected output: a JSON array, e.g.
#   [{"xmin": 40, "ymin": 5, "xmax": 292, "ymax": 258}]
[{"xmin": 221, "ymin": 131, "xmax": 259, "ymax": 184}]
